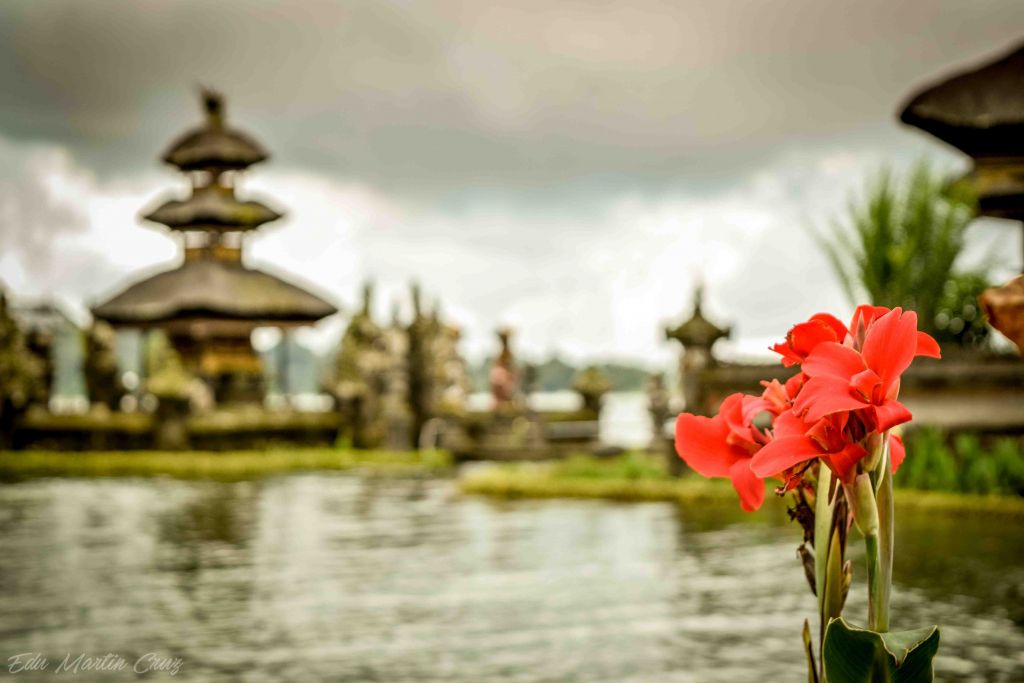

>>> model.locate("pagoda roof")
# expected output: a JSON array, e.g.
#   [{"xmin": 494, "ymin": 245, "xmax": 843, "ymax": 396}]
[
  {"xmin": 162, "ymin": 90, "xmax": 268, "ymax": 171},
  {"xmin": 142, "ymin": 184, "xmax": 282, "ymax": 231},
  {"xmin": 900, "ymin": 41, "xmax": 1024, "ymax": 157},
  {"xmin": 667, "ymin": 311, "xmax": 730, "ymax": 348},
  {"xmin": 92, "ymin": 258, "xmax": 337, "ymax": 326},
  {"xmin": 666, "ymin": 287, "xmax": 731, "ymax": 349}
]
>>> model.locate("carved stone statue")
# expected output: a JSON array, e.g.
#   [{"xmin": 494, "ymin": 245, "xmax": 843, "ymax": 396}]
[
  {"xmin": 646, "ymin": 371, "xmax": 671, "ymax": 449},
  {"xmin": 573, "ymin": 365, "xmax": 611, "ymax": 415},
  {"xmin": 328, "ymin": 282, "xmax": 389, "ymax": 448},
  {"xmin": 490, "ymin": 327, "xmax": 521, "ymax": 410}
]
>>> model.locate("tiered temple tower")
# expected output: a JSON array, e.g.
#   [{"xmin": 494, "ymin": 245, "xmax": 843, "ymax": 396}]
[
  {"xmin": 899, "ymin": 41, "xmax": 1024, "ymax": 352},
  {"xmin": 93, "ymin": 90, "xmax": 337, "ymax": 404}
]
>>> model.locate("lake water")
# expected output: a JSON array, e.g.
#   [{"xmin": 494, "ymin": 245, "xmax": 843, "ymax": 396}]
[
  {"xmin": 0, "ymin": 474, "xmax": 1021, "ymax": 681},
  {"xmin": 468, "ymin": 390, "xmax": 658, "ymax": 449}
]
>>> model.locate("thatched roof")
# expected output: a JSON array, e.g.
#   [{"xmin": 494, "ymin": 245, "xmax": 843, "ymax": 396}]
[
  {"xmin": 162, "ymin": 90, "xmax": 268, "ymax": 171},
  {"xmin": 900, "ymin": 41, "xmax": 1024, "ymax": 157},
  {"xmin": 142, "ymin": 184, "xmax": 282, "ymax": 231},
  {"xmin": 92, "ymin": 258, "xmax": 337, "ymax": 325}
]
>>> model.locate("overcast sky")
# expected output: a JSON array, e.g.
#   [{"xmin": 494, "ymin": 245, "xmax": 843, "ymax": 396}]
[{"xmin": 0, "ymin": 1, "xmax": 1021, "ymax": 366}]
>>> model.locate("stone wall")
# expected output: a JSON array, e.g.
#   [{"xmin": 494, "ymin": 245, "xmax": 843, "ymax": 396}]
[{"xmin": 693, "ymin": 352, "xmax": 1024, "ymax": 434}]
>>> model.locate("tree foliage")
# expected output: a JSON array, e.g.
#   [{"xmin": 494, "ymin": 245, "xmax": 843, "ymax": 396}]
[
  {"xmin": 0, "ymin": 288, "xmax": 44, "ymax": 445},
  {"xmin": 820, "ymin": 162, "xmax": 988, "ymax": 348}
]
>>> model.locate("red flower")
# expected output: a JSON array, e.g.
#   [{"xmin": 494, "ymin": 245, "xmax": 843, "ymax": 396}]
[
  {"xmin": 793, "ymin": 308, "xmax": 940, "ymax": 432},
  {"xmin": 771, "ymin": 313, "xmax": 848, "ymax": 366},
  {"xmin": 677, "ymin": 306, "xmax": 935, "ymax": 510},
  {"xmin": 674, "ymin": 393, "xmax": 769, "ymax": 511}
]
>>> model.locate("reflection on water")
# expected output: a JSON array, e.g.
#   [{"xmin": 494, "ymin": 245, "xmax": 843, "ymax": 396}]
[{"xmin": 0, "ymin": 475, "xmax": 1021, "ymax": 681}]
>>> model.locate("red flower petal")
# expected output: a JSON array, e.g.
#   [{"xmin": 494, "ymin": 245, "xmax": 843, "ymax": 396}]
[
  {"xmin": 810, "ymin": 313, "xmax": 849, "ymax": 341},
  {"xmin": 771, "ymin": 408, "xmax": 809, "ymax": 439},
  {"xmin": 793, "ymin": 376, "xmax": 867, "ymax": 423},
  {"xmin": 674, "ymin": 413, "xmax": 738, "ymax": 478},
  {"xmin": 862, "ymin": 308, "xmax": 918, "ymax": 391},
  {"xmin": 824, "ymin": 442, "xmax": 868, "ymax": 482},
  {"xmin": 850, "ymin": 305, "xmax": 891, "ymax": 337},
  {"xmin": 729, "ymin": 459, "xmax": 766, "ymax": 512},
  {"xmin": 790, "ymin": 319, "xmax": 841, "ymax": 353},
  {"xmin": 759, "ymin": 379, "xmax": 790, "ymax": 414},
  {"xmin": 740, "ymin": 395, "xmax": 773, "ymax": 425},
  {"xmin": 772, "ymin": 313, "xmax": 848, "ymax": 366},
  {"xmin": 771, "ymin": 342, "xmax": 804, "ymax": 367},
  {"xmin": 719, "ymin": 394, "xmax": 754, "ymax": 443},
  {"xmin": 750, "ymin": 435, "xmax": 822, "ymax": 478},
  {"xmin": 889, "ymin": 434, "xmax": 906, "ymax": 474},
  {"xmin": 784, "ymin": 372, "xmax": 805, "ymax": 398},
  {"xmin": 849, "ymin": 368, "xmax": 882, "ymax": 402},
  {"xmin": 873, "ymin": 399, "xmax": 913, "ymax": 432},
  {"xmin": 915, "ymin": 331, "xmax": 942, "ymax": 359},
  {"xmin": 802, "ymin": 342, "xmax": 866, "ymax": 382}
]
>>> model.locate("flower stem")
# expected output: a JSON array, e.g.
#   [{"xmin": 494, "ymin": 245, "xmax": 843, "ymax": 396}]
[
  {"xmin": 814, "ymin": 466, "xmax": 846, "ymax": 679},
  {"xmin": 864, "ymin": 531, "xmax": 882, "ymax": 631},
  {"xmin": 848, "ymin": 468, "xmax": 888, "ymax": 632},
  {"xmin": 874, "ymin": 446, "xmax": 894, "ymax": 633}
]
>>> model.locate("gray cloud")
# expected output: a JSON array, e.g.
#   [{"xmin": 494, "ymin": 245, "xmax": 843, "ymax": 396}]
[
  {"xmin": 2, "ymin": 1, "xmax": 1022, "ymax": 195},
  {"xmin": 0, "ymin": 138, "xmax": 87, "ymax": 271},
  {"xmin": 1, "ymin": 1, "xmax": 1022, "ymax": 362}
]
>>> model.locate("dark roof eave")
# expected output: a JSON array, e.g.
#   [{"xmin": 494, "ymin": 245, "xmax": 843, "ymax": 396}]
[
  {"xmin": 898, "ymin": 41, "xmax": 1024, "ymax": 157},
  {"xmin": 91, "ymin": 261, "xmax": 338, "ymax": 326},
  {"xmin": 93, "ymin": 308, "xmax": 337, "ymax": 327}
]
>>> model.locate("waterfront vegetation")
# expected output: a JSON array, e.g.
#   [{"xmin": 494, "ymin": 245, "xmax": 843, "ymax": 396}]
[
  {"xmin": 897, "ymin": 427, "xmax": 1024, "ymax": 496},
  {"xmin": 459, "ymin": 448, "xmax": 1024, "ymax": 518},
  {"xmin": 0, "ymin": 448, "xmax": 453, "ymax": 481}
]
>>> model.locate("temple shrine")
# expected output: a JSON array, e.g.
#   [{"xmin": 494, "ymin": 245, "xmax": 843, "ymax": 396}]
[{"xmin": 92, "ymin": 91, "xmax": 336, "ymax": 404}]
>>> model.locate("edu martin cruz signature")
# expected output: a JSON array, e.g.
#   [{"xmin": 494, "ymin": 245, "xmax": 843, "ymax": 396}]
[{"xmin": 7, "ymin": 651, "xmax": 184, "ymax": 676}]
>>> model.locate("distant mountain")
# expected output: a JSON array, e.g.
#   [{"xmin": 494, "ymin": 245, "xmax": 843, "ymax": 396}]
[
  {"xmin": 596, "ymin": 363, "xmax": 651, "ymax": 392},
  {"xmin": 469, "ymin": 356, "xmax": 654, "ymax": 393}
]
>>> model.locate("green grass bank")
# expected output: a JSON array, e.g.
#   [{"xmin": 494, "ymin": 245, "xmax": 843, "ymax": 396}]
[
  {"xmin": 458, "ymin": 452, "xmax": 1024, "ymax": 519},
  {"xmin": 0, "ymin": 448, "xmax": 453, "ymax": 481}
]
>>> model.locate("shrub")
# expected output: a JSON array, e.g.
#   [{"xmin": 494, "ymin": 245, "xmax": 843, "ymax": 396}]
[
  {"xmin": 898, "ymin": 429, "xmax": 1023, "ymax": 496},
  {"xmin": 992, "ymin": 438, "xmax": 1024, "ymax": 496}
]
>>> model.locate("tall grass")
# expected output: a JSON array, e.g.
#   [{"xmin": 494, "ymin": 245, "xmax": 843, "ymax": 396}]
[{"xmin": 817, "ymin": 162, "xmax": 989, "ymax": 347}]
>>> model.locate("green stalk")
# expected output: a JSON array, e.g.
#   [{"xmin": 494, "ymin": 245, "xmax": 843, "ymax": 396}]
[
  {"xmin": 863, "ymin": 532, "xmax": 882, "ymax": 631},
  {"xmin": 814, "ymin": 466, "xmax": 846, "ymax": 679},
  {"xmin": 814, "ymin": 466, "xmax": 833, "ymax": 610},
  {"xmin": 849, "ymin": 463, "xmax": 888, "ymax": 633},
  {"xmin": 874, "ymin": 445, "xmax": 894, "ymax": 633}
]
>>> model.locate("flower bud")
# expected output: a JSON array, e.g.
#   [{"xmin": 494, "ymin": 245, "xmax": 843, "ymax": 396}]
[
  {"xmin": 860, "ymin": 431, "xmax": 885, "ymax": 473},
  {"xmin": 846, "ymin": 473, "xmax": 879, "ymax": 537}
]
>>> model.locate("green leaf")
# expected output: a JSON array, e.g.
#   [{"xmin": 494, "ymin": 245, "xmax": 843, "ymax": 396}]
[
  {"xmin": 804, "ymin": 618, "xmax": 819, "ymax": 683},
  {"xmin": 823, "ymin": 617, "xmax": 940, "ymax": 682}
]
